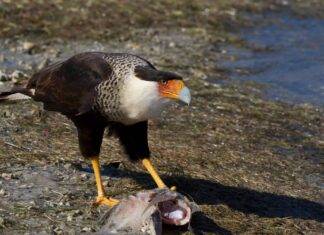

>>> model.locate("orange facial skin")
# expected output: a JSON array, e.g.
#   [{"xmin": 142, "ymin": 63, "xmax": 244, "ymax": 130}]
[{"xmin": 158, "ymin": 80, "xmax": 185, "ymax": 100}]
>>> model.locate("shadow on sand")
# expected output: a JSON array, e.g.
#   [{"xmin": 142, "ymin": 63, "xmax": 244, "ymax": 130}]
[{"xmin": 76, "ymin": 163, "xmax": 324, "ymax": 234}]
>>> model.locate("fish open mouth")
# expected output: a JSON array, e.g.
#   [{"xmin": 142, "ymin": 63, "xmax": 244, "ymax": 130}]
[{"xmin": 158, "ymin": 199, "xmax": 191, "ymax": 225}]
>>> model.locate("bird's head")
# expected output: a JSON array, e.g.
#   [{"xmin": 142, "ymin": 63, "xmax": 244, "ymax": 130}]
[
  {"xmin": 135, "ymin": 66, "xmax": 191, "ymax": 105},
  {"xmin": 157, "ymin": 79, "xmax": 191, "ymax": 106},
  {"xmin": 119, "ymin": 64, "xmax": 191, "ymax": 125}
]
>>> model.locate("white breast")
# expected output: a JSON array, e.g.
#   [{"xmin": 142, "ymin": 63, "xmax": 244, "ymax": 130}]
[{"xmin": 120, "ymin": 74, "xmax": 169, "ymax": 125}]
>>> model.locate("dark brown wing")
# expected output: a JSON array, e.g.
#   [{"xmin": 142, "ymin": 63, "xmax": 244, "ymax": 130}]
[{"xmin": 27, "ymin": 52, "xmax": 112, "ymax": 115}]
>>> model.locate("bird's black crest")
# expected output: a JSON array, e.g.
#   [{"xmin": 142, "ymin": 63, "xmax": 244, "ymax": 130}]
[{"xmin": 135, "ymin": 66, "xmax": 182, "ymax": 82}]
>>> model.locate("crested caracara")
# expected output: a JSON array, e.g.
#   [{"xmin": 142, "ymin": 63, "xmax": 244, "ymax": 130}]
[{"xmin": 0, "ymin": 52, "xmax": 191, "ymax": 207}]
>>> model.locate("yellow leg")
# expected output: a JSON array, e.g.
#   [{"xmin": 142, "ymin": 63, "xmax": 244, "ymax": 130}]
[
  {"xmin": 142, "ymin": 158, "xmax": 176, "ymax": 190},
  {"xmin": 91, "ymin": 157, "xmax": 119, "ymax": 207}
]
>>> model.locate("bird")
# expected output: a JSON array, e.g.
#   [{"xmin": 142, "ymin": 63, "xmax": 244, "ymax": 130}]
[{"xmin": 0, "ymin": 52, "xmax": 191, "ymax": 207}]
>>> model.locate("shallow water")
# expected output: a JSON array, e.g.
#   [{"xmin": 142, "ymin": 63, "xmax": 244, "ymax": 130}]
[{"xmin": 220, "ymin": 11, "xmax": 324, "ymax": 106}]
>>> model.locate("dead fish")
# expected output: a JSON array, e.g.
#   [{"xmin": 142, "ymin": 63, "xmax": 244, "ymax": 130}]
[{"xmin": 94, "ymin": 188, "xmax": 199, "ymax": 235}]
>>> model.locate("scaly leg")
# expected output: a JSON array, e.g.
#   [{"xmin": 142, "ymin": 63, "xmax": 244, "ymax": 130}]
[
  {"xmin": 91, "ymin": 157, "xmax": 119, "ymax": 207},
  {"xmin": 142, "ymin": 158, "xmax": 176, "ymax": 190}
]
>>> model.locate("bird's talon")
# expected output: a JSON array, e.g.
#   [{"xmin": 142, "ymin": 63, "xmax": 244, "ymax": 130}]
[
  {"xmin": 170, "ymin": 186, "xmax": 177, "ymax": 191},
  {"xmin": 93, "ymin": 196, "xmax": 119, "ymax": 207}
]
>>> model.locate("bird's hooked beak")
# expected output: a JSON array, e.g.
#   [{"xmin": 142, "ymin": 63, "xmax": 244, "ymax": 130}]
[
  {"xmin": 178, "ymin": 86, "xmax": 191, "ymax": 105},
  {"xmin": 158, "ymin": 80, "xmax": 191, "ymax": 105}
]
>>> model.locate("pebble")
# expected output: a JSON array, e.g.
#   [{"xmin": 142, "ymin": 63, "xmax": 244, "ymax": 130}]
[
  {"xmin": 80, "ymin": 173, "xmax": 89, "ymax": 180},
  {"xmin": 46, "ymin": 201, "xmax": 57, "ymax": 207},
  {"xmin": 66, "ymin": 209, "xmax": 83, "ymax": 222},
  {"xmin": 1, "ymin": 173, "xmax": 14, "ymax": 180},
  {"xmin": 63, "ymin": 163, "xmax": 72, "ymax": 169},
  {"xmin": 6, "ymin": 163, "xmax": 12, "ymax": 167},
  {"xmin": 81, "ymin": 227, "xmax": 92, "ymax": 232},
  {"xmin": 59, "ymin": 201, "xmax": 71, "ymax": 206},
  {"xmin": 18, "ymin": 184, "xmax": 29, "ymax": 189},
  {"xmin": 73, "ymin": 210, "xmax": 82, "ymax": 216},
  {"xmin": 0, "ymin": 217, "xmax": 5, "ymax": 228},
  {"xmin": 52, "ymin": 225, "xmax": 63, "ymax": 234},
  {"xmin": 22, "ymin": 41, "xmax": 35, "ymax": 51},
  {"xmin": 103, "ymin": 180, "xmax": 110, "ymax": 187},
  {"xmin": 66, "ymin": 214, "xmax": 73, "ymax": 222},
  {"xmin": 0, "ymin": 189, "xmax": 6, "ymax": 196},
  {"xmin": 2, "ymin": 110, "xmax": 15, "ymax": 118},
  {"xmin": 43, "ymin": 186, "xmax": 50, "ymax": 192},
  {"xmin": 0, "ymin": 69, "xmax": 28, "ymax": 82},
  {"xmin": 11, "ymin": 70, "xmax": 26, "ymax": 79},
  {"xmin": 0, "ymin": 70, "xmax": 9, "ymax": 81},
  {"xmin": 168, "ymin": 41, "xmax": 175, "ymax": 47},
  {"xmin": 29, "ymin": 200, "xmax": 36, "ymax": 206}
]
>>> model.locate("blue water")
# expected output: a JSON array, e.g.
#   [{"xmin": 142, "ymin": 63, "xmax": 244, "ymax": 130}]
[{"xmin": 220, "ymin": 11, "xmax": 324, "ymax": 106}]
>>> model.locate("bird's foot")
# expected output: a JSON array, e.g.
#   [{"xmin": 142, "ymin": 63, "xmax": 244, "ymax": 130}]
[
  {"xmin": 156, "ymin": 184, "xmax": 177, "ymax": 191},
  {"xmin": 93, "ymin": 195, "xmax": 119, "ymax": 207},
  {"xmin": 157, "ymin": 185, "xmax": 177, "ymax": 190},
  {"xmin": 170, "ymin": 186, "xmax": 177, "ymax": 191}
]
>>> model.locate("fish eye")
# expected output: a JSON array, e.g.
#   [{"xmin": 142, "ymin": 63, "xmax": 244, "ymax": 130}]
[{"xmin": 160, "ymin": 80, "xmax": 168, "ymax": 85}]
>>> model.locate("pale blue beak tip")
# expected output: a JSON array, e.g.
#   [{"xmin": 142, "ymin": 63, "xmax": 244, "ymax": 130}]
[{"xmin": 178, "ymin": 86, "xmax": 191, "ymax": 105}]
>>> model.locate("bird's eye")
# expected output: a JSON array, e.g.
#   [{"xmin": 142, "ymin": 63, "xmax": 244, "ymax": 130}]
[{"xmin": 160, "ymin": 80, "xmax": 168, "ymax": 85}]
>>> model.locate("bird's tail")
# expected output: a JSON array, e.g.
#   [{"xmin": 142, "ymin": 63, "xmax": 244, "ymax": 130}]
[{"xmin": 0, "ymin": 85, "xmax": 33, "ymax": 104}]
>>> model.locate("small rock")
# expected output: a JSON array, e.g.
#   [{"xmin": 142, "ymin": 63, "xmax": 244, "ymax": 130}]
[
  {"xmin": 29, "ymin": 200, "xmax": 36, "ymax": 206},
  {"xmin": 70, "ymin": 176, "xmax": 78, "ymax": 182},
  {"xmin": 52, "ymin": 225, "xmax": 63, "ymax": 235},
  {"xmin": 103, "ymin": 180, "xmax": 110, "ymax": 187},
  {"xmin": 80, "ymin": 173, "xmax": 89, "ymax": 180},
  {"xmin": 1, "ymin": 173, "xmax": 14, "ymax": 180},
  {"xmin": 11, "ymin": 70, "xmax": 28, "ymax": 82},
  {"xmin": 81, "ymin": 227, "xmax": 92, "ymax": 232},
  {"xmin": 66, "ymin": 209, "xmax": 82, "ymax": 222},
  {"xmin": 18, "ymin": 184, "xmax": 28, "ymax": 189},
  {"xmin": 168, "ymin": 41, "xmax": 175, "ymax": 47},
  {"xmin": 63, "ymin": 163, "xmax": 72, "ymax": 169},
  {"xmin": 0, "ymin": 217, "xmax": 6, "ymax": 228},
  {"xmin": 66, "ymin": 214, "xmax": 73, "ymax": 222},
  {"xmin": 3, "ymin": 172, "xmax": 20, "ymax": 179},
  {"xmin": 22, "ymin": 41, "xmax": 35, "ymax": 51},
  {"xmin": 221, "ymin": 49, "xmax": 227, "ymax": 54},
  {"xmin": 0, "ymin": 189, "xmax": 6, "ymax": 196},
  {"xmin": 2, "ymin": 110, "xmax": 15, "ymax": 118},
  {"xmin": 73, "ymin": 209, "xmax": 82, "ymax": 216},
  {"xmin": 59, "ymin": 201, "xmax": 70, "ymax": 206},
  {"xmin": 46, "ymin": 201, "xmax": 57, "ymax": 207},
  {"xmin": 0, "ymin": 70, "xmax": 9, "ymax": 81}
]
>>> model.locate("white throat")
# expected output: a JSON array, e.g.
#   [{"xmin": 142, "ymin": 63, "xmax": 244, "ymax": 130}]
[{"xmin": 120, "ymin": 75, "xmax": 169, "ymax": 125}]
